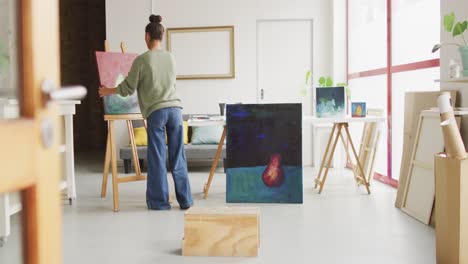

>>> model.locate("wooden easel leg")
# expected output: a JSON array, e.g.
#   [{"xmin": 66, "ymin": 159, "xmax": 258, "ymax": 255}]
[
  {"xmin": 126, "ymin": 121, "xmax": 142, "ymax": 178},
  {"xmin": 109, "ymin": 121, "xmax": 120, "ymax": 211},
  {"xmin": 203, "ymin": 127, "xmax": 227, "ymax": 199},
  {"xmin": 101, "ymin": 126, "xmax": 111, "ymax": 198},
  {"xmin": 315, "ymin": 124, "xmax": 337, "ymax": 189},
  {"xmin": 318, "ymin": 124, "xmax": 343, "ymax": 194},
  {"xmin": 339, "ymin": 132, "xmax": 360, "ymax": 185},
  {"xmin": 343, "ymin": 124, "xmax": 371, "ymax": 194},
  {"xmin": 366, "ymin": 130, "xmax": 381, "ymax": 184}
]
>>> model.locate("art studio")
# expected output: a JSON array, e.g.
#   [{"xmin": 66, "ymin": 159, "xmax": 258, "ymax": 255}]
[{"xmin": 1, "ymin": 0, "xmax": 468, "ymax": 263}]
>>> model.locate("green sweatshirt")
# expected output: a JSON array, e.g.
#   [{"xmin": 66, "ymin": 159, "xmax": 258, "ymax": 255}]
[{"xmin": 116, "ymin": 49, "xmax": 182, "ymax": 118}]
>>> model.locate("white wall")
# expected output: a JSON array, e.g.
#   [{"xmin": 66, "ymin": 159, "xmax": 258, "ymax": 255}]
[
  {"xmin": 106, "ymin": 0, "xmax": 334, "ymax": 165},
  {"xmin": 440, "ymin": 0, "xmax": 468, "ymax": 145},
  {"xmin": 332, "ymin": 0, "xmax": 347, "ymax": 84}
]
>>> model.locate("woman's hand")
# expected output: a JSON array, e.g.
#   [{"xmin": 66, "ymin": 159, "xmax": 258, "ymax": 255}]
[{"xmin": 98, "ymin": 86, "xmax": 117, "ymax": 97}]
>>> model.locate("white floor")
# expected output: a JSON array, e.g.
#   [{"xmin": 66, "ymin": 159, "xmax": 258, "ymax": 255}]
[{"xmin": 0, "ymin": 154, "xmax": 435, "ymax": 264}]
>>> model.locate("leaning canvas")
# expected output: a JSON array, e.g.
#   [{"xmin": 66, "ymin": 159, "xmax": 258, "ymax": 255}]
[
  {"xmin": 226, "ymin": 104, "xmax": 303, "ymax": 203},
  {"xmin": 95, "ymin": 51, "xmax": 140, "ymax": 115},
  {"xmin": 316, "ymin": 86, "xmax": 345, "ymax": 118}
]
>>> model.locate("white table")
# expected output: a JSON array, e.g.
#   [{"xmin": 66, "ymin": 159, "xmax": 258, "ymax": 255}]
[
  {"xmin": 56, "ymin": 100, "xmax": 81, "ymax": 203},
  {"xmin": 0, "ymin": 99, "xmax": 20, "ymax": 246},
  {"xmin": 0, "ymin": 100, "xmax": 80, "ymax": 246},
  {"xmin": 303, "ymin": 115, "xmax": 386, "ymax": 194},
  {"xmin": 187, "ymin": 117, "xmax": 226, "ymax": 198}
]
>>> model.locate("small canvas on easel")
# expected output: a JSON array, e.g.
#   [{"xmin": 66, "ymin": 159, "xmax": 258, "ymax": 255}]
[
  {"xmin": 226, "ymin": 104, "xmax": 303, "ymax": 203},
  {"xmin": 95, "ymin": 51, "xmax": 140, "ymax": 114}
]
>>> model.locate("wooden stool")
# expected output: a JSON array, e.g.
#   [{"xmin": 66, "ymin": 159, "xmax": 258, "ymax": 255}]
[{"xmin": 182, "ymin": 207, "xmax": 260, "ymax": 257}]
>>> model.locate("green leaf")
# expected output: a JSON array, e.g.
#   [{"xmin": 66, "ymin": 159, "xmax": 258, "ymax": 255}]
[
  {"xmin": 453, "ymin": 21, "xmax": 467, "ymax": 37},
  {"xmin": 325, "ymin": 77, "xmax": 333, "ymax": 87},
  {"xmin": 444, "ymin": 12, "xmax": 455, "ymax": 32},
  {"xmin": 318, "ymin": 76, "xmax": 326, "ymax": 87},
  {"xmin": 299, "ymin": 84, "xmax": 307, "ymax": 97}
]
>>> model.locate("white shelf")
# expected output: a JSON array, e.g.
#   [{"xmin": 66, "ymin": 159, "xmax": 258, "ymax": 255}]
[
  {"xmin": 303, "ymin": 115, "xmax": 386, "ymax": 124},
  {"xmin": 435, "ymin": 77, "xmax": 468, "ymax": 83}
]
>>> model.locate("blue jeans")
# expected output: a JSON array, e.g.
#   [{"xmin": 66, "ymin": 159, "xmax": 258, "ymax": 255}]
[{"xmin": 146, "ymin": 107, "xmax": 193, "ymax": 210}]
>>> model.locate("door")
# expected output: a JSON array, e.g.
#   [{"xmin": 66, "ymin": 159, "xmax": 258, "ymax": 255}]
[
  {"xmin": 257, "ymin": 19, "xmax": 313, "ymax": 107},
  {"xmin": 0, "ymin": 0, "xmax": 63, "ymax": 263}
]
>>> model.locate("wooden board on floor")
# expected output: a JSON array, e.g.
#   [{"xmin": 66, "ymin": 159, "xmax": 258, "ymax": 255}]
[
  {"xmin": 401, "ymin": 114, "xmax": 445, "ymax": 224},
  {"xmin": 395, "ymin": 91, "xmax": 457, "ymax": 208},
  {"xmin": 182, "ymin": 207, "xmax": 260, "ymax": 257}
]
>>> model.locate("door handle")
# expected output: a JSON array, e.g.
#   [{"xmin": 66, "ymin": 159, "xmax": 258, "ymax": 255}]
[
  {"xmin": 41, "ymin": 80, "xmax": 87, "ymax": 105},
  {"xmin": 39, "ymin": 80, "xmax": 87, "ymax": 149}
]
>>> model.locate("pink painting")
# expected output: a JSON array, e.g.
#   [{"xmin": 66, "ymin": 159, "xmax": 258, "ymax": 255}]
[{"xmin": 95, "ymin": 51, "xmax": 140, "ymax": 114}]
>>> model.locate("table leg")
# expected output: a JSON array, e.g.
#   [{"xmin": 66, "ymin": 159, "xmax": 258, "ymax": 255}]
[
  {"xmin": 318, "ymin": 124, "xmax": 343, "ymax": 194},
  {"xmin": 203, "ymin": 127, "xmax": 226, "ymax": 199},
  {"xmin": 64, "ymin": 114, "xmax": 76, "ymax": 202},
  {"xmin": 343, "ymin": 124, "xmax": 371, "ymax": 194},
  {"xmin": 0, "ymin": 194, "xmax": 10, "ymax": 246},
  {"xmin": 315, "ymin": 124, "xmax": 337, "ymax": 189},
  {"xmin": 339, "ymin": 132, "xmax": 360, "ymax": 185},
  {"xmin": 101, "ymin": 126, "xmax": 110, "ymax": 198},
  {"xmin": 109, "ymin": 121, "xmax": 120, "ymax": 211}
]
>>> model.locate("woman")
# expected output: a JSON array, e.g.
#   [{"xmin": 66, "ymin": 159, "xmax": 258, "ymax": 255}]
[{"xmin": 99, "ymin": 15, "xmax": 193, "ymax": 210}]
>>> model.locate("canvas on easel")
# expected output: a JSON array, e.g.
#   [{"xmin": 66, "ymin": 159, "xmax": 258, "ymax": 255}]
[
  {"xmin": 95, "ymin": 51, "xmax": 140, "ymax": 114},
  {"xmin": 96, "ymin": 46, "xmax": 147, "ymax": 212}
]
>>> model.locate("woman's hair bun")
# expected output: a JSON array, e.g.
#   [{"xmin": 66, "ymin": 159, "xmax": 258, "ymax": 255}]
[{"xmin": 149, "ymin": 14, "xmax": 162, "ymax": 23}]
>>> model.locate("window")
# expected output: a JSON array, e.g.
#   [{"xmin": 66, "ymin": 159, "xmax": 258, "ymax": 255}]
[{"xmin": 347, "ymin": 0, "xmax": 440, "ymax": 185}]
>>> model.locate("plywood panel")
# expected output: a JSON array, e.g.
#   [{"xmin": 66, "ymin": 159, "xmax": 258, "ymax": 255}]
[{"xmin": 182, "ymin": 207, "xmax": 260, "ymax": 257}]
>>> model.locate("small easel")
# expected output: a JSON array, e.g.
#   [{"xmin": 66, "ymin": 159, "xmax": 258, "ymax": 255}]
[
  {"xmin": 314, "ymin": 122, "xmax": 372, "ymax": 194},
  {"xmin": 100, "ymin": 40, "xmax": 147, "ymax": 212},
  {"xmin": 350, "ymin": 109, "xmax": 383, "ymax": 186}
]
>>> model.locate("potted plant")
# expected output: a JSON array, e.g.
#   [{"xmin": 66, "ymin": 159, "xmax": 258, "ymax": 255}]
[
  {"xmin": 300, "ymin": 71, "xmax": 351, "ymax": 117},
  {"xmin": 433, "ymin": 12, "xmax": 468, "ymax": 77}
]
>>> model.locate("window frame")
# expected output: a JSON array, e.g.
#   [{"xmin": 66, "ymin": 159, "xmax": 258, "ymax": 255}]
[{"xmin": 346, "ymin": 0, "xmax": 440, "ymax": 188}]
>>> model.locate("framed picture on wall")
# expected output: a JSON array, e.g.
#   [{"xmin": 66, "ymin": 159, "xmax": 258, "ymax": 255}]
[{"xmin": 166, "ymin": 26, "xmax": 235, "ymax": 80}]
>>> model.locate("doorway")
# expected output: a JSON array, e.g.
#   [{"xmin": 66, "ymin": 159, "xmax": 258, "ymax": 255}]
[{"xmin": 256, "ymin": 19, "xmax": 313, "ymax": 109}]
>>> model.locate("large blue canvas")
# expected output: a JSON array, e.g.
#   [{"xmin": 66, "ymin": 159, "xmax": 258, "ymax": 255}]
[
  {"xmin": 226, "ymin": 104, "xmax": 303, "ymax": 203},
  {"xmin": 316, "ymin": 86, "xmax": 345, "ymax": 118}
]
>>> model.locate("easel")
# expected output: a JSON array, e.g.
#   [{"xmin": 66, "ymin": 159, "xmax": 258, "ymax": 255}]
[
  {"xmin": 203, "ymin": 126, "xmax": 226, "ymax": 199},
  {"xmin": 351, "ymin": 111, "xmax": 382, "ymax": 186},
  {"xmin": 311, "ymin": 117, "xmax": 387, "ymax": 195},
  {"xmin": 100, "ymin": 40, "xmax": 147, "ymax": 212}
]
